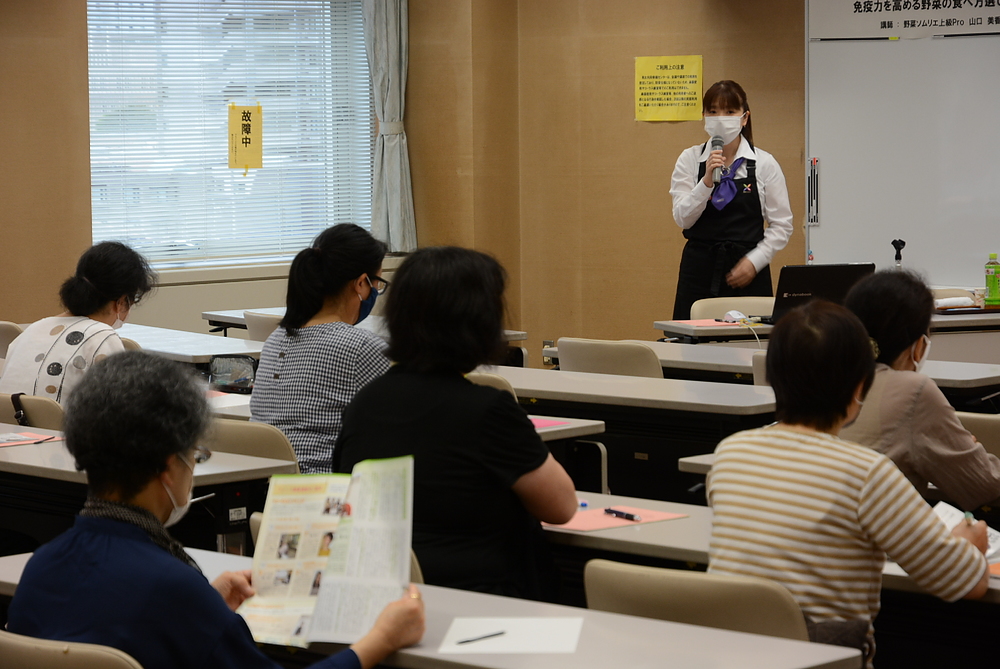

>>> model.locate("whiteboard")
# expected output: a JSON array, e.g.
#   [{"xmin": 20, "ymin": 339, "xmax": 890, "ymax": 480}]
[{"xmin": 807, "ymin": 34, "xmax": 1000, "ymax": 287}]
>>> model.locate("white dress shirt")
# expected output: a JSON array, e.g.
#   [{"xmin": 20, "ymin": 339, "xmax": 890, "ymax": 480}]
[{"xmin": 670, "ymin": 137, "xmax": 794, "ymax": 272}]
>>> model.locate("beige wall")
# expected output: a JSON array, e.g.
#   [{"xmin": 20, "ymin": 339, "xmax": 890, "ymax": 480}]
[
  {"xmin": 0, "ymin": 1, "xmax": 92, "ymax": 323},
  {"xmin": 1, "ymin": 1, "xmax": 805, "ymax": 356},
  {"xmin": 409, "ymin": 0, "xmax": 806, "ymax": 361}
]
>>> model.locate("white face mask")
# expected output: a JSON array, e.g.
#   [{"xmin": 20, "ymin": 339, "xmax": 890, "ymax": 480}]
[
  {"xmin": 112, "ymin": 317, "xmax": 125, "ymax": 330},
  {"xmin": 912, "ymin": 334, "xmax": 932, "ymax": 373},
  {"xmin": 704, "ymin": 113, "xmax": 745, "ymax": 145},
  {"xmin": 162, "ymin": 455, "xmax": 194, "ymax": 528}
]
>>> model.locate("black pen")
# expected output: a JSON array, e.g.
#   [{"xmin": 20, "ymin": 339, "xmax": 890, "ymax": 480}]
[
  {"xmin": 32, "ymin": 436, "xmax": 56, "ymax": 445},
  {"xmin": 604, "ymin": 508, "xmax": 641, "ymax": 522},
  {"xmin": 457, "ymin": 630, "xmax": 506, "ymax": 644}
]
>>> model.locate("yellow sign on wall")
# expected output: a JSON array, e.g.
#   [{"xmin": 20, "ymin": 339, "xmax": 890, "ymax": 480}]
[
  {"xmin": 635, "ymin": 56, "xmax": 703, "ymax": 122},
  {"xmin": 229, "ymin": 104, "xmax": 262, "ymax": 172}
]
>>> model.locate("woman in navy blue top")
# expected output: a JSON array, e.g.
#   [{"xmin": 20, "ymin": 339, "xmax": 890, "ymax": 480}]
[{"xmin": 8, "ymin": 351, "xmax": 423, "ymax": 669}]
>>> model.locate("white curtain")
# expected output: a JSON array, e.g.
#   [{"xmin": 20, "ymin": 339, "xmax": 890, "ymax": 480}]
[{"xmin": 363, "ymin": 0, "xmax": 416, "ymax": 252}]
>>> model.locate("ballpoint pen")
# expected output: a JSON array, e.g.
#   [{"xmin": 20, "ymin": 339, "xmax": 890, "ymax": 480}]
[
  {"xmin": 604, "ymin": 508, "xmax": 641, "ymax": 522},
  {"xmin": 457, "ymin": 631, "xmax": 506, "ymax": 645}
]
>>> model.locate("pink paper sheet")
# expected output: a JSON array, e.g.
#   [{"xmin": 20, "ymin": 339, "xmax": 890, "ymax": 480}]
[
  {"xmin": 544, "ymin": 505, "xmax": 687, "ymax": 531},
  {"xmin": 0, "ymin": 432, "xmax": 64, "ymax": 448},
  {"xmin": 530, "ymin": 418, "xmax": 570, "ymax": 429}
]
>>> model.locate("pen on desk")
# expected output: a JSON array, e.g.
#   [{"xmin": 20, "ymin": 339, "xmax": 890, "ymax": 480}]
[
  {"xmin": 605, "ymin": 508, "xmax": 641, "ymax": 522},
  {"xmin": 965, "ymin": 511, "xmax": 976, "ymax": 526},
  {"xmin": 457, "ymin": 631, "xmax": 506, "ymax": 645},
  {"xmin": 32, "ymin": 436, "xmax": 56, "ymax": 445}
]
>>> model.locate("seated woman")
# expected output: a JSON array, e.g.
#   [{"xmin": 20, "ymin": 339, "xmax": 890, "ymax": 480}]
[
  {"xmin": 250, "ymin": 224, "xmax": 391, "ymax": 473},
  {"xmin": 0, "ymin": 241, "xmax": 154, "ymax": 403},
  {"xmin": 7, "ymin": 351, "xmax": 424, "ymax": 669},
  {"xmin": 840, "ymin": 270, "xmax": 1000, "ymax": 510},
  {"xmin": 334, "ymin": 247, "xmax": 577, "ymax": 601},
  {"xmin": 707, "ymin": 301, "xmax": 988, "ymax": 663}
]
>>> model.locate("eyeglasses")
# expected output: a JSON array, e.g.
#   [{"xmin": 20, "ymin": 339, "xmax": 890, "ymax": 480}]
[
  {"xmin": 367, "ymin": 275, "xmax": 391, "ymax": 296},
  {"xmin": 191, "ymin": 446, "xmax": 212, "ymax": 465}
]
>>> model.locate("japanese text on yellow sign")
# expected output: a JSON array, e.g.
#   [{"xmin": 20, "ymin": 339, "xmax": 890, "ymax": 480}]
[
  {"xmin": 229, "ymin": 104, "xmax": 262, "ymax": 171},
  {"xmin": 635, "ymin": 56, "xmax": 702, "ymax": 122}
]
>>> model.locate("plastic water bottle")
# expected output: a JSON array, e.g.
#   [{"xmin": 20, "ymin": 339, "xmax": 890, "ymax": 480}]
[{"xmin": 987, "ymin": 253, "xmax": 1000, "ymax": 307}]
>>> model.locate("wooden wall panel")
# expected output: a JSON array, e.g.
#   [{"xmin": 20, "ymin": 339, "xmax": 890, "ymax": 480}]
[{"xmin": 0, "ymin": 1, "xmax": 92, "ymax": 322}]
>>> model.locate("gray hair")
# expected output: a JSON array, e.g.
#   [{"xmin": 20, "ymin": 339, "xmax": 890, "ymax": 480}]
[{"xmin": 64, "ymin": 351, "xmax": 212, "ymax": 499}]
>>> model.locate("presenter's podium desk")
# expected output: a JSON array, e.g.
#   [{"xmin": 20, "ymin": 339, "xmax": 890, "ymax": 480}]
[{"xmin": 482, "ymin": 366, "xmax": 775, "ymax": 504}]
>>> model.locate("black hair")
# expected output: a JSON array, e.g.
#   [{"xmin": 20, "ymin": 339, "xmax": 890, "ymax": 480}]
[
  {"xmin": 767, "ymin": 300, "xmax": 876, "ymax": 432},
  {"xmin": 64, "ymin": 351, "xmax": 212, "ymax": 500},
  {"xmin": 385, "ymin": 246, "xmax": 508, "ymax": 375},
  {"xmin": 843, "ymin": 269, "xmax": 933, "ymax": 366},
  {"xmin": 281, "ymin": 224, "xmax": 387, "ymax": 335},
  {"xmin": 703, "ymin": 80, "xmax": 754, "ymax": 147},
  {"xmin": 59, "ymin": 241, "xmax": 156, "ymax": 316}
]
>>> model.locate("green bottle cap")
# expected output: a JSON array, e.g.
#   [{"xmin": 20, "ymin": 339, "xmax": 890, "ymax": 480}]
[{"xmin": 992, "ymin": 253, "xmax": 999, "ymax": 260}]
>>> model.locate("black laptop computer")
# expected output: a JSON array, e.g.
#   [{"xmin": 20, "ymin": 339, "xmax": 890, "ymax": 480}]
[{"xmin": 758, "ymin": 263, "xmax": 877, "ymax": 324}]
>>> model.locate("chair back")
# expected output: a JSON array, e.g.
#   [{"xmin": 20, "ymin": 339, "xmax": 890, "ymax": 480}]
[
  {"xmin": 18, "ymin": 395, "xmax": 65, "ymax": 430},
  {"xmin": 244, "ymin": 311, "xmax": 283, "ymax": 342},
  {"xmin": 557, "ymin": 338, "xmax": 662, "ymax": 378},
  {"xmin": 204, "ymin": 418, "xmax": 299, "ymax": 472},
  {"xmin": 119, "ymin": 337, "xmax": 141, "ymax": 351},
  {"xmin": 0, "ymin": 629, "xmax": 144, "ymax": 669},
  {"xmin": 410, "ymin": 549, "xmax": 425, "ymax": 584},
  {"xmin": 0, "ymin": 321, "xmax": 24, "ymax": 358},
  {"xmin": 751, "ymin": 350, "xmax": 769, "ymax": 386},
  {"xmin": 466, "ymin": 371, "xmax": 518, "ymax": 400},
  {"xmin": 690, "ymin": 296, "xmax": 775, "ymax": 320},
  {"xmin": 584, "ymin": 559, "xmax": 809, "ymax": 641},
  {"xmin": 957, "ymin": 412, "xmax": 1000, "ymax": 459},
  {"xmin": 932, "ymin": 288, "xmax": 975, "ymax": 300}
]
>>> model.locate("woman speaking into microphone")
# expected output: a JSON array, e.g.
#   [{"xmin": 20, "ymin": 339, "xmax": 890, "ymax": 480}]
[{"xmin": 669, "ymin": 80, "xmax": 793, "ymax": 319}]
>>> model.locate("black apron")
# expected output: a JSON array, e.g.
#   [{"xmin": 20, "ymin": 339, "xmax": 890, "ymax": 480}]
[{"xmin": 673, "ymin": 148, "xmax": 773, "ymax": 320}]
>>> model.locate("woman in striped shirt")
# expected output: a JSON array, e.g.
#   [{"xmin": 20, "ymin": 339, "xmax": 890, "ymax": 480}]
[{"xmin": 707, "ymin": 300, "xmax": 988, "ymax": 664}]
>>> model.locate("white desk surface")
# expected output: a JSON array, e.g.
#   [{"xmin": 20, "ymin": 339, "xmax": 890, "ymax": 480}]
[
  {"xmin": 207, "ymin": 393, "xmax": 605, "ymax": 443},
  {"xmin": 0, "ymin": 422, "xmax": 297, "ymax": 485},
  {"xmin": 483, "ymin": 365, "xmax": 776, "ymax": 416},
  {"xmin": 119, "ymin": 323, "xmax": 263, "ymax": 364},
  {"xmin": 544, "ymin": 492, "xmax": 712, "ymax": 564},
  {"xmin": 654, "ymin": 319, "xmax": 773, "ymax": 339},
  {"xmin": 678, "ymin": 452, "xmax": 716, "ymax": 475},
  {"xmin": 201, "ymin": 309, "xmax": 529, "ymax": 342},
  {"xmin": 655, "ymin": 311, "xmax": 1000, "ymax": 340},
  {"xmin": 0, "ymin": 548, "xmax": 860, "ymax": 669},
  {"xmin": 558, "ymin": 339, "xmax": 1000, "ymax": 390}
]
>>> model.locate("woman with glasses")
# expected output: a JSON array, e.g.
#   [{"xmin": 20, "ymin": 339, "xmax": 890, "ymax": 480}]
[
  {"xmin": 8, "ymin": 351, "xmax": 425, "ymax": 669},
  {"xmin": 334, "ymin": 247, "xmax": 577, "ymax": 601},
  {"xmin": 841, "ymin": 270, "xmax": 1000, "ymax": 510},
  {"xmin": 250, "ymin": 224, "xmax": 391, "ymax": 473},
  {"xmin": 0, "ymin": 241, "xmax": 155, "ymax": 404}
]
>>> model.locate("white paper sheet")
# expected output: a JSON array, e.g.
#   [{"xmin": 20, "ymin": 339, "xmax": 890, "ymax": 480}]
[{"xmin": 439, "ymin": 617, "xmax": 584, "ymax": 654}]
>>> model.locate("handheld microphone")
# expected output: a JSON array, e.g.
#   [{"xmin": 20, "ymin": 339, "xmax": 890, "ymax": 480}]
[{"xmin": 711, "ymin": 135, "xmax": 724, "ymax": 185}]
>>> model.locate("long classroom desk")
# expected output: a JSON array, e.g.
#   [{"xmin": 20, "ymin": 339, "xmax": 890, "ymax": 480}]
[
  {"xmin": 0, "ymin": 548, "xmax": 861, "ymax": 669},
  {"xmin": 0, "ymin": 423, "xmax": 295, "ymax": 553},
  {"xmin": 482, "ymin": 365, "xmax": 774, "ymax": 503},
  {"xmin": 118, "ymin": 323, "xmax": 263, "ymax": 364}
]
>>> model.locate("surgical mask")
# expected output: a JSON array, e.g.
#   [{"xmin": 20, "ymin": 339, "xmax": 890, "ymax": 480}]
[
  {"xmin": 356, "ymin": 285, "xmax": 378, "ymax": 325},
  {"xmin": 704, "ymin": 113, "xmax": 745, "ymax": 145},
  {"xmin": 112, "ymin": 316, "xmax": 125, "ymax": 330},
  {"xmin": 912, "ymin": 334, "xmax": 932, "ymax": 373},
  {"xmin": 162, "ymin": 455, "xmax": 194, "ymax": 528}
]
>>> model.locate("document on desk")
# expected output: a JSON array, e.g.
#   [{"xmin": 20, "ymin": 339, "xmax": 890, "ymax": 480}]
[
  {"xmin": 933, "ymin": 501, "xmax": 1000, "ymax": 561},
  {"xmin": 439, "ymin": 617, "xmax": 584, "ymax": 654},
  {"xmin": 237, "ymin": 456, "xmax": 413, "ymax": 648},
  {"xmin": 0, "ymin": 432, "xmax": 63, "ymax": 447}
]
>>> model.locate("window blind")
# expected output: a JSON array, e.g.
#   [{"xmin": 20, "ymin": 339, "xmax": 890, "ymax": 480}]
[{"xmin": 87, "ymin": 0, "xmax": 374, "ymax": 269}]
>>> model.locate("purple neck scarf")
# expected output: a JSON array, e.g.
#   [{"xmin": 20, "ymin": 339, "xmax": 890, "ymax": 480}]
[{"xmin": 711, "ymin": 157, "xmax": 745, "ymax": 210}]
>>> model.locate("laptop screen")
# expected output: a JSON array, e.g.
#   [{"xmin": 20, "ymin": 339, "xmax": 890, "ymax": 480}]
[{"xmin": 768, "ymin": 263, "xmax": 876, "ymax": 323}]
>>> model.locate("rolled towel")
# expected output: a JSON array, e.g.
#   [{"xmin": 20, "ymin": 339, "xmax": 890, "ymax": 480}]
[{"xmin": 935, "ymin": 296, "xmax": 975, "ymax": 309}]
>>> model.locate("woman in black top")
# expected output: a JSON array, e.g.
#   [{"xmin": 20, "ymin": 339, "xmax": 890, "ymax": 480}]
[{"xmin": 334, "ymin": 247, "xmax": 576, "ymax": 601}]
